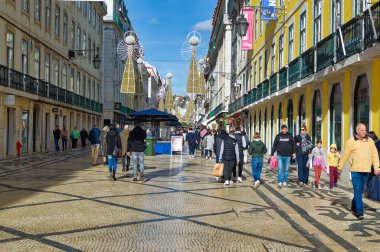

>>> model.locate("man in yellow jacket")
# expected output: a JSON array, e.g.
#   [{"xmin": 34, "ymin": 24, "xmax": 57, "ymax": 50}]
[{"xmin": 338, "ymin": 123, "xmax": 380, "ymax": 220}]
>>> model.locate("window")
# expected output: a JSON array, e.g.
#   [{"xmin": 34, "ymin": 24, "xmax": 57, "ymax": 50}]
[
  {"xmin": 259, "ymin": 56, "xmax": 262, "ymax": 83},
  {"xmin": 77, "ymin": 71, "xmax": 80, "ymax": 94},
  {"xmin": 34, "ymin": 48, "xmax": 40, "ymax": 78},
  {"xmin": 45, "ymin": 53, "xmax": 50, "ymax": 82},
  {"xmin": 83, "ymin": 1, "xmax": 87, "ymax": 17},
  {"xmin": 55, "ymin": 6, "xmax": 60, "ymax": 37},
  {"xmin": 93, "ymin": 8, "xmax": 96, "ymax": 27},
  {"xmin": 254, "ymin": 10, "xmax": 258, "ymax": 41},
  {"xmin": 288, "ymin": 25, "xmax": 294, "ymax": 62},
  {"xmin": 260, "ymin": 14, "xmax": 263, "ymax": 35},
  {"xmin": 87, "ymin": 77, "xmax": 91, "ymax": 98},
  {"xmin": 77, "ymin": 1, "xmax": 81, "ymax": 10},
  {"xmin": 21, "ymin": 40, "xmax": 28, "ymax": 74},
  {"xmin": 71, "ymin": 21, "xmax": 75, "ymax": 49},
  {"xmin": 271, "ymin": 42, "xmax": 275, "ymax": 74},
  {"xmin": 332, "ymin": 0, "xmax": 341, "ymax": 31},
  {"xmin": 300, "ymin": 11, "xmax": 307, "ymax": 53},
  {"xmin": 77, "ymin": 26, "xmax": 81, "ymax": 50},
  {"xmin": 88, "ymin": 3, "xmax": 91, "ymax": 22},
  {"xmin": 92, "ymin": 80, "xmax": 95, "ymax": 100},
  {"xmin": 62, "ymin": 64, "xmax": 67, "ymax": 89},
  {"xmin": 330, "ymin": 84, "xmax": 342, "ymax": 150},
  {"xmin": 88, "ymin": 38, "xmax": 92, "ymax": 61},
  {"xmin": 249, "ymin": 66, "xmax": 252, "ymax": 90},
  {"xmin": 70, "ymin": 68, "xmax": 74, "ymax": 92},
  {"xmin": 264, "ymin": 49, "xmax": 268, "ymax": 78},
  {"xmin": 22, "ymin": 0, "xmax": 29, "ymax": 12},
  {"xmin": 354, "ymin": 75, "xmax": 369, "ymax": 128},
  {"xmin": 287, "ymin": 100, "xmax": 294, "ymax": 134},
  {"xmin": 279, "ymin": 34, "xmax": 284, "ymax": 69},
  {"xmin": 35, "ymin": 0, "xmax": 40, "ymax": 20},
  {"xmin": 83, "ymin": 75, "xmax": 86, "ymax": 96},
  {"xmin": 254, "ymin": 61, "xmax": 257, "ymax": 87},
  {"xmin": 54, "ymin": 60, "xmax": 59, "ymax": 86},
  {"xmin": 63, "ymin": 14, "xmax": 67, "ymax": 43},
  {"xmin": 45, "ymin": 0, "xmax": 51, "ymax": 29},
  {"xmin": 314, "ymin": 0, "xmax": 322, "ymax": 44},
  {"xmin": 312, "ymin": 90, "xmax": 322, "ymax": 144},
  {"xmin": 83, "ymin": 31, "xmax": 86, "ymax": 51},
  {"xmin": 7, "ymin": 32, "xmax": 14, "ymax": 69}
]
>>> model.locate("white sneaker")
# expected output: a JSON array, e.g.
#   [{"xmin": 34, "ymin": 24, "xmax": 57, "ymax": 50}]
[
  {"xmin": 254, "ymin": 180, "xmax": 260, "ymax": 188},
  {"xmin": 299, "ymin": 182, "xmax": 304, "ymax": 187},
  {"xmin": 230, "ymin": 180, "xmax": 234, "ymax": 184},
  {"xmin": 283, "ymin": 182, "xmax": 287, "ymax": 187},
  {"xmin": 237, "ymin": 177, "xmax": 243, "ymax": 183},
  {"xmin": 224, "ymin": 180, "xmax": 230, "ymax": 185},
  {"xmin": 318, "ymin": 185, "xmax": 322, "ymax": 190},
  {"xmin": 278, "ymin": 182, "xmax": 283, "ymax": 188}
]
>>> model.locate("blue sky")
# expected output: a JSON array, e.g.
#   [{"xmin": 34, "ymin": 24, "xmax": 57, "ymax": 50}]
[{"xmin": 124, "ymin": 0, "xmax": 216, "ymax": 95}]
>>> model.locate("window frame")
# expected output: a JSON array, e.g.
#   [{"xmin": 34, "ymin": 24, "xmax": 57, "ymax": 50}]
[
  {"xmin": 288, "ymin": 24, "xmax": 294, "ymax": 62},
  {"xmin": 300, "ymin": 11, "xmax": 307, "ymax": 53}
]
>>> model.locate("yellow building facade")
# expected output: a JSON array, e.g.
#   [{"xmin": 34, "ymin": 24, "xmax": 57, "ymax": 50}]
[
  {"xmin": 0, "ymin": 0, "xmax": 106, "ymax": 158},
  {"xmin": 229, "ymin": 0, "xmax": 380, "ymax": 153}
]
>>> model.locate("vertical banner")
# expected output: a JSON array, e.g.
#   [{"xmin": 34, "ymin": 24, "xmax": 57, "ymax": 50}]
[
  {"xmin": 261, "ymin": 0, "xmax": 277, "ymax": 21},
  {"xmin": 242, "ymin": 8, "xmax": 254, "ymax": 50}
]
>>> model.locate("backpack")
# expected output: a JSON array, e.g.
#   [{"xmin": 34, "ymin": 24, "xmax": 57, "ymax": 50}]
[{"xmin": 201, "ymin": 137, "xmax": 208, "ymax": 148}]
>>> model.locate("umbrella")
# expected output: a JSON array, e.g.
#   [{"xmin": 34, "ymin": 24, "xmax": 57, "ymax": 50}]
[{"xmin": 127, "ymin": 108, "xmax": 178, "ymax": 122}]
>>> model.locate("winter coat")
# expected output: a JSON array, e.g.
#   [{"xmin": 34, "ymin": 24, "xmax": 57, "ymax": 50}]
[
  {"xmin": 127, "ymin": 126, "xmax": 147, "ymax": 152},
  {"xmin": 186, "ymin": 131, "xmax": 197, "ymax": 145},
  {"xmin": 120, "ymin": 128, "xmax": 130, "ymax": 156},
  {"xmin": 214, "ymin": 131, "xmax": 228, "ymax": 155},
  {"xmin": 80, "ymin": 130, "xmax": 88, "ymax": 139},
  {"xmin": 89, "ymin": 128, "xmax": 101, "ymax": 145},
  {"xmin": 271, "ymin": 132, "xmax": 295, "ymax": 157},
  {"xmin": 53, "ymin": 129, "xmax": 61, "ymax": 139},
  {"xmin": 100, "ymin": 131, "xmax": 108, "ymax": 155},
  {"xmin": 294, "ymin": 134, "xmax": 313, "ymax": 156},
  {"xmin": 205, "ymin": 134, "xmax": 215, "ymax": 150},
  {"xmin": 106, "ymin": 129, "xmax": 122, "ymax": 156},
  {"xmin": 327, "ymin": 152, "xmax": 341, "ymax": 167},
  {"xmin": 248, "ymin": 140, "xmax": 267, "ymax": 158}
]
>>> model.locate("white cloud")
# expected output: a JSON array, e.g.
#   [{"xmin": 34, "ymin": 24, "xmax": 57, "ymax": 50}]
[
  {"xmin": 148, "ymin": 17, "xmax": 160, "ymax": 25},
  {"xmin": 193, "ymin": 19, "xmax": 212, "ymax": 31}
]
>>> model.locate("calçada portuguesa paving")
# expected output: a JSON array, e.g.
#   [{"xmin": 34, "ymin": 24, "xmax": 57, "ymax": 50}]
[{"xmin": 0, "ymin": 149, "xmax": 379, "ymax": 252}]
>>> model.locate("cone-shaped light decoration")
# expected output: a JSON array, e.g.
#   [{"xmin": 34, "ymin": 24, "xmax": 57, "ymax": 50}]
[
  {"xmin": 158, "ymin": 98, "xmax": 164, "ymax": 111},
  {"xmin": 184, "ymin": 98, "xmax": 195, "ymax": 123},
  {"xmin": 186, "ymin": 49, "xmax": 201, "ymax": 94},
  {"xmin": 199, "ymin": 72, "xmax": 206, "ymax": 94},
  {"xmin": 121, "ymin": 55, "xmax": 136, "ymax": 93},
  {"xmin": 165, "ymin": 80, "xmax": 174, "ymax": 112}
]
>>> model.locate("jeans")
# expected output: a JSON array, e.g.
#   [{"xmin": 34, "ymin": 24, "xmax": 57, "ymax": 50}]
[
  {"xmin": 107, "ymin": 155, "xmax": 118, "ymax": 173},
  {"xmin": 122, "ymin": 155, "xmax": 130, "ymax": 169},
  {"xmin": 277, "ymin": 155, "xmax": 291, "ymax": 183},
  {"xmin": 223, "ymin": 160, "xmax": 236, "ymax": 181},
  {"xmin": 189, "ymin": 143, "xmax": 195, "ymax": 156},
  {"xmin": 132, "ymin": 152, "xmax": 144, "ymax": 178},
  {"xmin": 215, "ymin": 155, "xmax": 219, "ymax": 164},
  {"xmin": 351, "ymin": 172, "xmax": 369, "ymax": 216},
  {"xmin": 297, "ymin": 155, "xmax": 309, "ymax": 184},
  {"xmin": 251, "ymin": 157, "xmax": 264, "ymax": 181},
  {"xmin": 91, "ymin": 144, "xmax": 100, "ymax": 165},
  {"xmin": 62, "ymin": 137, "xmax": 67, "ymax": 150},
  {"xmin": 205, "ymin": 149, "xmax": 212, "ymax": 158},
  {"xmin": 54, "ymin": 137, "xmax": 60, "ymax": 151}
]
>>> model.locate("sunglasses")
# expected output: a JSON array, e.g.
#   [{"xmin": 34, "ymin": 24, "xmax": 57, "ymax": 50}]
[{"xmin": 301, "ymin": 129, "xmax": 306, "ymax": 131}]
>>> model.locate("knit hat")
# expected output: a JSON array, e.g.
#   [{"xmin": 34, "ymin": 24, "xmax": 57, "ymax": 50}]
[
  {"xmin": 281, "ymin": 124, "xmax": 288, "ymax": 129},
  {"xmin": 330, "ymin": 144, "xmax": 337, "ymax": 150}
]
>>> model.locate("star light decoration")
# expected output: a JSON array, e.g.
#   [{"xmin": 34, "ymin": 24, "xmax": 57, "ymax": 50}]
[{"xmin": 117, "ymin": 31, "xmax": 143, "ymax": 94}]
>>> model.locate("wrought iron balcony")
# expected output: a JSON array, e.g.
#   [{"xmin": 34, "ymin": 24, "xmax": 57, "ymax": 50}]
[
  {"xmin": 257, "ymin": 83, "xmax": 263, "ymax": 100},
  {"xmin": 288, "ymin": 57, "xmax": 301, "ymax": 85},
  {"xmin": 301, "ymin": 47, "xmax": 315, "ymax": 79},
  {"xmin": 263, "ymin": 79, "xmax": 269, "ymax": 97},
  {"xmin": 337, "ymin": 16, "xmax": 362, "ymax": 61},
  {"xmin": 207, "ymin": 103, "xmax": 223, "ymax": 119},
  {"xmin": 270, "ymin": 73, "xmax": 277, "ymax": 94},
  {"xmin": 316, "ymin": 33, "xmax": 335, "ymax": 72},
  {"xmin": 0, "ymin": 64, "xmax": 103, "ymax": 113},
  {"xmin": 364, "ymin": 1, "xmax": 380, "ymax": 48}
]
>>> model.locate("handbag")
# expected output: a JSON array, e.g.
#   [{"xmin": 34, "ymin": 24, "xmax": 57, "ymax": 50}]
[
  {"xmin": 212, "ymin": 163, "xmax": 224, "ymax": 177},
  {"xmin": 270, "ymin": 156, "xmax": 278, "ymax": 170},
  {"xmin": 112, "ymin": 135, "xmax": 121, "ymax": 157}
]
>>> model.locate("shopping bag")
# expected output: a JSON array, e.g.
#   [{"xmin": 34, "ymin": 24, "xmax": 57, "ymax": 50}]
[
  {"xmin": 270, "ymin": 156, "xmax": 278, "ymax": 170},
  {"xmin": 212, "ymin": 163, "xmax": 224, "ymax": 177}
]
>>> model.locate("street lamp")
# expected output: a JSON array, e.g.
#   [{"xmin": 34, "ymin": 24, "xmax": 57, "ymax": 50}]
[
  {"xmin": 236, "ymin": 15, "xmax": 249, "ymax": 37},
  {"xmin": 209, "ymin": 74, "xmax": 215, "ymax": 87},
  {"xmin": 68, "ymin": 47, "xmax": 101, "ymax": 69}
]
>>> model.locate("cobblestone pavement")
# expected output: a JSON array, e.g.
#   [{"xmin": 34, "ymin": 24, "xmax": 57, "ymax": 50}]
[{"xmin": 0, "ymin": 149, "xmax": 379, "ymax": 251}]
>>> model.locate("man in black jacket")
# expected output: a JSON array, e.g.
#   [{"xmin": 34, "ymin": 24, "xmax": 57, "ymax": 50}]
[
  {"xmin": 234, "ymin": 127, "xmax": 247, "ymax": 183},
  {"xmin": 128, "ymin": 121, "xmax": 147, "ymax": 182},
  {"xmin": 271, "ymin": 125, "xmax": 296, "ymax": 188},
  {"xmin": 294, "ymin": 126, "xmax": 313, "ymax": 186},
  {"xmin": 219, "ymin": 130, "xmax": 240, "ymax": 186}
]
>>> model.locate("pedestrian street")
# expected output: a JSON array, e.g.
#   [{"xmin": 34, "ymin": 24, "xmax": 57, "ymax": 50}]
[{"xmin": 0, "ymin": 150, "xmax": 379, "ymax": 252}]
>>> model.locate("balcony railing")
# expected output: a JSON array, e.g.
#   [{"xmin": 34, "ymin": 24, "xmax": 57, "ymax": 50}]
[
  {"xmin": 207, "ymin": 103, "xmax": 223, "ymax": 119},
  {"xmin": 263, "ymin": 79, "xmax": 269, "ymax": 97},
  {"xmin": 288, "ymin": 57, "xmax": 301, "ymax": 85},
  {"xmin": 364, "ymin": 1, "xmax": 380, "ymax": 48},
  {"xmin": 0, "ymin": 64, "xmax": 103, "ymax": 114},
  {"xmin": 301, "ymin": 47, "xmax": 315, "ymax": 79},
  {"xmin": 270, "ymin": 73, "xmax": 277, "ymax": 94},
  {"xmin": 278, "ymin": 67, "xmax": 287, "ymax": 90},
  {"xmin": 257, "ymin": 83, "xmax": 263, "ymax": 100},
  {"xmin": 316, "ymin": 33, "xmax": 335, "ymax": 72},
  {"xmin": 337, "ymin": 16, "xmax": 362, "ymax": 61}
]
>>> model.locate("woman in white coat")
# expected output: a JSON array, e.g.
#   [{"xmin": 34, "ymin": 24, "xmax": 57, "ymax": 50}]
[{"xmin": 204, "ymin": 130, "xmax": 215, "ymax": 160}]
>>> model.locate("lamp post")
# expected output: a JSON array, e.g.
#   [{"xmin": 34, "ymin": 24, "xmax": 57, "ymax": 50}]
[{"xmin": 68, "ymin": 47, "xmax": 101, "ymax": 69}]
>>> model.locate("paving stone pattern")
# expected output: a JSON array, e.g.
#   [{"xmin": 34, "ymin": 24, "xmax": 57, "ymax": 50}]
[{"xmin": 0, "ymin": 149, "xmax": 379, "ymax": 251}]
